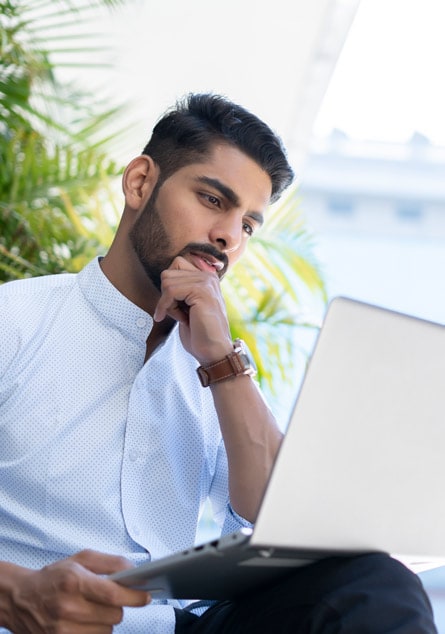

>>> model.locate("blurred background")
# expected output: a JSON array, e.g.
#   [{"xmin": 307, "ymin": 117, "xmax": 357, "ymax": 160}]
[{"xmin": 1, "ymin": 0, "xmax": 444, "ymax": 627}]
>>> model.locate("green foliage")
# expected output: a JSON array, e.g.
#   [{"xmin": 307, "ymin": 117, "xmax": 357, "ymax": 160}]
[
  {"xmin": 0, "ymin": 0, "xmax": 327, "ymax": 393},
  {"xmin": 0, "ymin": 0, "xmax": 124, "ymax": 280},
  {"xmin": 224, "ymin": 190, "xmax": 326, "ymax": 390}
]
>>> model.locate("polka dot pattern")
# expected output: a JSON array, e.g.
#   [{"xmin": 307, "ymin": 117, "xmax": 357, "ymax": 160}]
[{"xmin": 0, "ymin": 258, "xmax": 252, "ymax": 633}]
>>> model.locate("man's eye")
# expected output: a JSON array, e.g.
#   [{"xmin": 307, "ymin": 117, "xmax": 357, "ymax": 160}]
[
  {"xmin": 243, "ymin": 222, "xmax": 254, "ymax": 237},
  {"xmin": 202, "ymin": 193, "xmax": 220, "ymax": 207}
]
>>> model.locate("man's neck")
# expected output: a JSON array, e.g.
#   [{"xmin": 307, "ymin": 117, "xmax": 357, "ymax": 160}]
[{"xmin": 100, "ymin": 245, "xmax": 159, "ymax": 316}]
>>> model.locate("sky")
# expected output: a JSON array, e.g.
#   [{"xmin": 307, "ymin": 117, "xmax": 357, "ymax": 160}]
[{"xmin": 314, "ymin": 0, "xmax": 445, "ymax": 147}]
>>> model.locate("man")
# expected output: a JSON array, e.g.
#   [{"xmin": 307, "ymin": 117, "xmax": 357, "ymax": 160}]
[{"xmin": 0, "ymin": 94, "xmax": 437, "ymax": 632}]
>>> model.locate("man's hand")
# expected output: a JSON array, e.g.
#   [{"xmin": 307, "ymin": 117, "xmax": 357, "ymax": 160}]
[
  {"xmin": 3, "ymin": 550, "xmax": 150, "ymax": 633},
  {"xmin": 154, "ymin": 256, "xmax": 233, "ymax": 364}
]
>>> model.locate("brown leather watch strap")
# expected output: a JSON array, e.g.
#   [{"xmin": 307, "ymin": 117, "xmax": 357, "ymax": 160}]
[{"xmin": 196, "ymin": 340, "xmax": 256, "ymax": 387}]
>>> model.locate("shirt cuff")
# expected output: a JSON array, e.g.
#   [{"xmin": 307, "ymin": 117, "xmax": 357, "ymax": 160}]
[{"xmin": 221, "ymin": 502, "xmax": 254, "ymax": 535}]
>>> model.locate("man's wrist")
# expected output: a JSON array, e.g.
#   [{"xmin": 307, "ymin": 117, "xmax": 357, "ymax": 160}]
[{"xmin": 196, "ymin": 339, "xmax": 257, "ymax": 387}]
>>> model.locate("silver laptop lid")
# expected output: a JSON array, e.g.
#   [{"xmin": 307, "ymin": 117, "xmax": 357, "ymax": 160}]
[{"xmin": 252, "ymin": 297, "xmax": 445, "ymax": 566}]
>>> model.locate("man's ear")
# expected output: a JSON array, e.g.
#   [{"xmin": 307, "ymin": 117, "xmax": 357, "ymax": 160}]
[{"xmin": 122, "ymin": 154, "xmax": 160, "ymax": 210}]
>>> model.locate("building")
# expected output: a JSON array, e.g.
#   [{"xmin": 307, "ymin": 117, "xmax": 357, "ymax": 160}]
[
  {"xmin": 299, "ymin": 131, "xmax": 445, "ymax": 325},
  {"xmin": 299, "ymin": 130, "xmax": 445, "ymax": 626}
]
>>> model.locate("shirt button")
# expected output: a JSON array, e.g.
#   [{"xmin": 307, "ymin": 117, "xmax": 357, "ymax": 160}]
[
  {"xmin": 129, "ymin": 450, "xmax": 139, "ymax": 462},
  {"xmin": 136, "ymin": 317, "xmax": 146, "ymax": 328}
]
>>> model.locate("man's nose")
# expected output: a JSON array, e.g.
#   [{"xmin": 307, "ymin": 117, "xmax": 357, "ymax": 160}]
[{"xmin": 209, "ymin": 215, "xmax": 243, "ymax": 253}]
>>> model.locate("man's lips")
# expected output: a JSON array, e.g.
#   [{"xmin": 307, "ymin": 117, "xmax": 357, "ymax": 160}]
[{"xmin": 188, "ymin": 252, "xmax": 226, "ymax": 275}]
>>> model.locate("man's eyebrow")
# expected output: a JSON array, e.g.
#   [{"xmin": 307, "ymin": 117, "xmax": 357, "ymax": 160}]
[
  {"xmin": 195, "ymin": 176, "xmax": 240, "ymax": 207},
  {"xmin": 195, "ymin": 176, "xmax": 265, "ymax": 226},
  {"xmin": 247, "ymin": 211, "xmax": 264, "ymax": 227}
]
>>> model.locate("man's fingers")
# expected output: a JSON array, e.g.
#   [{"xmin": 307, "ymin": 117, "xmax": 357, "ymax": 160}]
[
  {"xmin": 69, "ymin": 550, "xmax": 151, "ymax": 608},
  {"xmin": 48, "ymin": 593, "xmax": 124, "ymax": 626},
  {"xmin": 82, "ymin": 574, "xmax": 151, "ymax": 609},
  {"xmin": 8, "ymin": 557, "xmax": 150, "ymax": 634},
  {"xmin": 153, "ymin": 274, "xmax": 193, "ymax": 323},
  {"xmin": 72, "ymin": 549, "xmax": 135, "ymax": 575},
  {"xmin": 169, "ymin": 255, "xmax": 196, "ymax": 271},
  {"xmin": 154, "ymin": 267, "xmax": 217, "ymax": 323}
]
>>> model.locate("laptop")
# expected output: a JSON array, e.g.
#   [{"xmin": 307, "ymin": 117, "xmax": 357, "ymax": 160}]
[{"xmin": 110, "ymin": 296, "xmax": 445, "ymax": 599}]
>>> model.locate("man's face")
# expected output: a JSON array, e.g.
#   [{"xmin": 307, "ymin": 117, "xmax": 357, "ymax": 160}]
[{"xmin": 129, "ymin": 144, "xmax": 272, "ymax": 291}]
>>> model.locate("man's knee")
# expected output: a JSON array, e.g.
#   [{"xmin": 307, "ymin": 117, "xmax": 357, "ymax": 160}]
[
  {"xmin": 315, "ymin": 553, "xmax": 437, "ymax": 633},
  {"xmin": 262, "ymin": 553, "xmax": 436, "ymax": 633},
  {"xmin": 337, "ymin": 552, "xmax": 428, "ymax": 596}
]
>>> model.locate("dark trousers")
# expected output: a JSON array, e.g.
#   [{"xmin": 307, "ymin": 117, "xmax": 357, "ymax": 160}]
[{"xmin": 175, "ymin": 553, "xmax": 437, "ymax": 633}]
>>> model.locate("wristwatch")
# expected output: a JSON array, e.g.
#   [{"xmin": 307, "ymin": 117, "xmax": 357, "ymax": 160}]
[{"xmin": 196, "ymin": 339, "xmax": 257, "ymax": 387}]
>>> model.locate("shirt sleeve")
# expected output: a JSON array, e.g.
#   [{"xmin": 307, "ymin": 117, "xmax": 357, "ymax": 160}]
[
  {"xmin": 222, "ymin": 503, "xmax": 254, "ymax": 534},
  {"xmin": 0, "ymin": 295, "xmax": 21, "ymax": 381}
]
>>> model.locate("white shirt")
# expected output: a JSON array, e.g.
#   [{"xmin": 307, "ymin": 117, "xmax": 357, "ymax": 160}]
[{"xmin": 0, "ymin": 258, "xmax": 251, "ymax": 633}]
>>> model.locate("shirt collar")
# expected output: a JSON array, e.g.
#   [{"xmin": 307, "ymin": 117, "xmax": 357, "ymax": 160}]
[{"xmin": 77, "ymin": 257, "xmax": 154, "ymax": 344}]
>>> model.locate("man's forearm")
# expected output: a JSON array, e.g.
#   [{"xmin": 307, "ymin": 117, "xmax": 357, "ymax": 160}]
[{"xmin": 210, "ymin": 375, "xmax": 283, "ymax": 523}]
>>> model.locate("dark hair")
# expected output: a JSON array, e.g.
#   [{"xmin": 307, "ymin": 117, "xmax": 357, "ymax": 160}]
[{"xmin": 141, "ymin": 93, "xmax": 294, "ymax": 203}]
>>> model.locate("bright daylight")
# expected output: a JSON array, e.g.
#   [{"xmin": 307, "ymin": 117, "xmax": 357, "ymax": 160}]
[{"xmin": 1, "ymin": 0, "xmax": 445, "ymax": 632}]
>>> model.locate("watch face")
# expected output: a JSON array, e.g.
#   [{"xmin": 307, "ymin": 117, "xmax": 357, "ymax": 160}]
[{"xmin": 235, "ymin": 339, "xmax": 257, "ymax": 375}]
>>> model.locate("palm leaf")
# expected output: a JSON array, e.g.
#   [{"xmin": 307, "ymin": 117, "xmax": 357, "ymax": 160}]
[
  {"xmin": 0, "ymin": 0, "xmax": 130, "ymax": 282},
  {"xmin": 1, "ymin": 0, "xmax": 327, "ymax": 397},
  {"xmin": 223, "ymin": 189, "xmax": 326, "ymax": 390}
]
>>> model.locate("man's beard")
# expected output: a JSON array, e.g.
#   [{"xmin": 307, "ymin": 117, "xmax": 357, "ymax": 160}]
[
  {"xmin": 129, "ymin": 190, "xmax": 172, "ymax": 291},
  {"xmin": 129, "ymin": 190, "xmax": 228, "ymax": 292}
]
